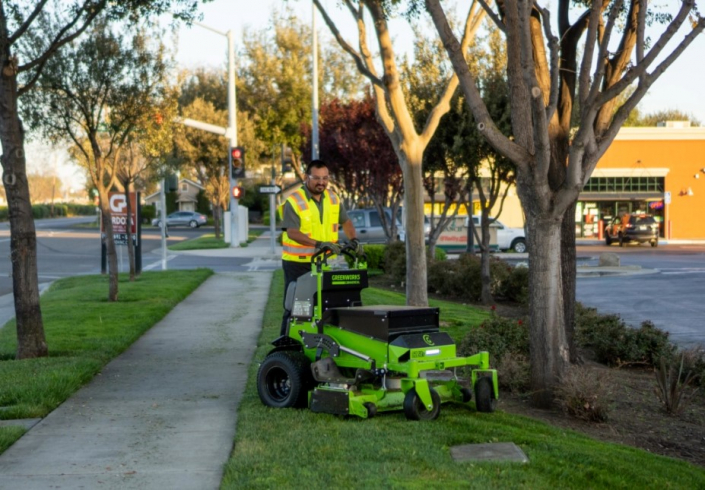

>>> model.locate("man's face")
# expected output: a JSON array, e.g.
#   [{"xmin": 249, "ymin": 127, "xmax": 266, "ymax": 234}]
[{"xmin": 306, "ymin": 167, "xmax": 330, "ymax": 196}]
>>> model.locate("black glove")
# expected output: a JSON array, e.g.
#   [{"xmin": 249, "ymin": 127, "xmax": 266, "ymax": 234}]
[
  {"xmin": 315, "ymin": 241, "xmax": 341, "ymax": 255},
  {"xmin": 350, "ymin": 238, "xmax": 364, "ymax": 255}
]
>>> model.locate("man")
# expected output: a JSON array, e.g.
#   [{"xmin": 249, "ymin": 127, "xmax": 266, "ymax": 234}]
[{"xmin": 279, "ymin": 159, "xmax": 361, "ymax": 336}]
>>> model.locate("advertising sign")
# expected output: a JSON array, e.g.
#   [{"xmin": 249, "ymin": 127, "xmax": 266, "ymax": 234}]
[{"xmin": 101, "ymin": 192, "xmax": 138, "ymax": 246}]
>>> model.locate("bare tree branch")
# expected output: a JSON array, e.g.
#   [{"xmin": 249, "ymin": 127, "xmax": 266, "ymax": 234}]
[
  {"xmin": 313, "ymin": 0, "xmax": 383, "ymax": 87},
  {"xmin": 477, "ymin": 0, "xmax": 505, "ymax": 32},
  {"xmin": 8, "ymin": 0, "xmax": 50, "ymax": 44},
  {"xmin": 535, "ymin": 3, "xmax": 559, "ymax": 121}
]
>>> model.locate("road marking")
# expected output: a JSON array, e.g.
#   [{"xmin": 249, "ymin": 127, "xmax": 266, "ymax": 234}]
[
  {"xmin": 143, "ymin": 256, "xmax": 178, "ymax": 271},
  {"xmin": 661, "ymin": 268, "xmax": 705, "ymax": 275},
  {"xmin": 243, "ymin": 258, "xmax": 279, "ymax": 271}
]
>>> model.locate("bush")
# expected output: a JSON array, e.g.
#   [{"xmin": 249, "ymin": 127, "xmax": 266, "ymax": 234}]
[
  {"xmin": 500, "ymin": 265, "xmax": 529, "ymax": 304},
  {"xmin": 427, "ymin": 253, "xmax": 518, "ymax": 303},
  {"xmin": 383, "ymin": 241, "xmax": 446, "ymax": 284},
  {"xmin": 458, "ymin": 315, "xmax": 529, "ymax": 367},
  {"xmin": 575, "ymin": 303, "xmax": 675, "ymax": 367},
  {"xmin": 555, "ymin": 365, "xmax": 611, "ymax": 422},
  {"xmin": 140, "ymin": 205, "xmax": 156, "ymax": 224},
  {"xmin": 497, "ymin": 352, "xmax": 530, "ymax": 394},
  {"xmin": 0, "ymin": 207, "xmax": 7, "ymax": 221},
  {"xmin": 653, "ymin": 352, "xmax": 700, "ymax": 415}
]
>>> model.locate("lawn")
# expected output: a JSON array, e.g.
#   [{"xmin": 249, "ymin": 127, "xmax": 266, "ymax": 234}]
[
  {"xmin": 168, "ymin": 229, "xmax": 266, "ymax": 251},
  {"xmin": 221, "ymin": 270, "xmax": 705, "ymax": 489},
  {"xmin": 0, "ymin": 270, "xmax": 213, "ymax": 451}
]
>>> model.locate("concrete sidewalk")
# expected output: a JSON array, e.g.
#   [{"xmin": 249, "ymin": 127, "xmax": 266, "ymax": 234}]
[{"xmin": 0, "ymin": 271, "xmax": 272, "ymax": 490}]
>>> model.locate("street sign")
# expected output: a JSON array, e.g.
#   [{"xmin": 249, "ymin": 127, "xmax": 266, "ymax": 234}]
[
  {"xmin": 664, "ymin": 191, "xmax": 671, "ymax": 204},
  {"xmin": 259, "ymin": 185, "xmax": 281, "ymax": 194}
]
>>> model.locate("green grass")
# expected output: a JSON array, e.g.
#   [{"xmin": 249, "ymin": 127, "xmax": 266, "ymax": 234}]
[
  {"xmin": 0, "ymin": 269, "xmax": 213, "ymax": 423},
  {"xmin": 168, "ymin": 229, "xmax": 265, "ymax": 251},
  {"xmin": 169, "ymin": 234, "xmax": 230, "ymax": 250},
  {"xmin": 0, "ymin": 426, "xmax": 25, "ymax": 453},
  {"xmin": 222, "ymin": 270, "xmax": 705, "ymax": 489}
]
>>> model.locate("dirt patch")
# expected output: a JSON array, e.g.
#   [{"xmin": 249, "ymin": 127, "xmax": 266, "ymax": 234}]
[{"xmin": 500, "ymin": 363, "xmax": 705, "ymax": 467}]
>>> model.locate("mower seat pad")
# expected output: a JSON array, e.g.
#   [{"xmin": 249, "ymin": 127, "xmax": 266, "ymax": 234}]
[{"xmin": 324, "ymin": 305, "xmax": 440, "ymax": 342}]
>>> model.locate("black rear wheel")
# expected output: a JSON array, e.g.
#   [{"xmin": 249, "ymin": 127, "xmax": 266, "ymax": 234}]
[
  {"xmin": 474, "ymin": 377, "xmax": 497, "ymax": 413},
  {"xmin": 403, "ymin": 387, "xmax": 441, "ymax": 421},
  {"xmin": 257, "ymin": 351, "xmax": 312, "ymax": 408}
]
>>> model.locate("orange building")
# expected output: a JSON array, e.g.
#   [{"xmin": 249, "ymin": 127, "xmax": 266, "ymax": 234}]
[{"xmin": 577, "ymin": 125, "xmax": 705, "ymax": 240}]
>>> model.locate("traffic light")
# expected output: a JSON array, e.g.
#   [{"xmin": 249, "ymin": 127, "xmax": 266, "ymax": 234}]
[
  {"xmin": 232, "ymin": 186, "xmax": 244, "ymax": 199},
  {"xmin": 230, "ymin": 146, "xmax": 246, "ymax": 179},
  {"xmin": 281, "ymin": 145, "xmax": 293, "ymax": 174}
]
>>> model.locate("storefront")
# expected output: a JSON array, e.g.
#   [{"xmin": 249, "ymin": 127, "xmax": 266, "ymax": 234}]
[{"xmin": 578, "ymin": 126, "xmax": 705, "ymax": 240}]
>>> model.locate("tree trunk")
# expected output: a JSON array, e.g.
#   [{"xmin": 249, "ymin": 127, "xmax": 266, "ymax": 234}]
[
  {"xmin": 526, "ymin": 213, "xmax": 570, "ymax": 407},
  {"xmin": 562, "ymin": 201, "xmax": 578, "ymax": 363},
  {"xmin": 0, "ymin": 58, "xmax": 48, "ymax": 359},
  {"xmin": 214, "ymin": 205, "xmax": 221, "ymax": 239},
  {"xmin": 480, "ymin": 215, "xmax": 492, "ymax": 305},
  {"xmin": 124, "ymin": 186, "xmax": 135, "ymax": 281},
  {"xmin": 402, "ymin": 152, "xmax": 428, "ymax": 306},
  {"xmin": 98, "ymin": 191, "xmax": 119, "ymax": 301}
]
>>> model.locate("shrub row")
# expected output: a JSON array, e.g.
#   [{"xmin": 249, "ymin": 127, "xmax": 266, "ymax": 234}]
[
  {"xmin": 0, "ymin": 203, "xmax": 98, "ymax": 221},
  {"xmin": 428, "ymin": 253, "xmax": 528, "ymax": 304},
  {"xmin": 575, "ymin": 303, "xmax": 675, "ymax": 367}
]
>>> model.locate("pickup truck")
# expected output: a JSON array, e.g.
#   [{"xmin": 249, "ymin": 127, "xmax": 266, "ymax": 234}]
[{"xmin": 465, "ymin": 216, "xmax": 527, "ymax": 253}]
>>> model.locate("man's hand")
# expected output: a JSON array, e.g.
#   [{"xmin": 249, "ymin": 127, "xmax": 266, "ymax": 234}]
[
  {"xmin": 350, "ymin": 238, "xmax": 364, "ymax": 255},
  {"xmin": 315, "ymin": 241, "xmax": 341, "ymax": 255}
]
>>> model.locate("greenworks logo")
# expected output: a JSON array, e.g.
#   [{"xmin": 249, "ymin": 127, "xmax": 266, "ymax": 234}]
[
  {"xmin": 331, "ymin": 274, "xmax": 361, "ymax": 285},
  {"xmin": 423, "ymin": 334, "xmax": 435, "ymax": 346}
]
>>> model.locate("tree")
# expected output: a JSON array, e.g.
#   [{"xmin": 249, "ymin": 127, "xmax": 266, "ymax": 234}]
[
  {"xmin": 625, "ymin": 107, "xmax": 702, "ymax": 127},
  {"xmin": 0, "ymin": 0, "xmax": 202, "ymax": 359},
  {"xmin": 27, "ymin": 172, "xmax": 63, "ymax": 204},
  {"xmin": 174, "ymin": 98, "xmax": 230, "ymax": 238},
  {"xmin": 426, "ymin": 0, "xmax": 705, "ymax": 406},
  {"xmin": 237, "ymin": 8, "xmax": 366, "ymax": 180},
  {"xmin": 314, "ymin": 0, "xmax": 488, "ymax": 305},
  {"xmin": 22, "ymin": 18, "xmax": 172, "ymax": 303}
]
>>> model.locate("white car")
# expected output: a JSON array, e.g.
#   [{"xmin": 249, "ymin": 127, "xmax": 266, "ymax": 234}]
[{"xmin": 465, "ymin": 215, "xmax": 527, "ymax": 253}]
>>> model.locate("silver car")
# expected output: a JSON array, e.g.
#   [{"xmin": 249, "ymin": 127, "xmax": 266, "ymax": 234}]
[
  {"xmin": 152, "ymin": 211, "xmax": 207, "ymax": 229},
  {"xmin": 345, "ymin": 208, "xmax": 404, "ymax": 243}
]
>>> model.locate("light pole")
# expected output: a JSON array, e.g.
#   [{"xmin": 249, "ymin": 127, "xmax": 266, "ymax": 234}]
[
  {"xmin": 185, "ymin": 21, "xmax": 240, "ymax": 247},
  {"xmin": 312, "ymin": 2, "xmax": 319, "ymax": 160}
]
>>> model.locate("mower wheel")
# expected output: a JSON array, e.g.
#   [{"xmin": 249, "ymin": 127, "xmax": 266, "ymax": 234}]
[
  {"xmin": 460, "ymin": 387, "xmax": 473, "ymax": 403},
  {"xmin": 257, "ymin": 351, "xmax": 312, "ymax": 409},
  {"xmin": 403, "ymin": 388, "xmax": 441, "ymax": 421},
  {"xmin": 474, "ymin": 377, "xmax": 497, "ymax": 413},
  {"xmin": 363, "ymin": 402, "xmax": 377, "ymax": 419}
]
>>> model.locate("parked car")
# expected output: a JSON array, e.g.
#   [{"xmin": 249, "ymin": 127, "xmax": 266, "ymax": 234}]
[
  {"xmin": 152, "ymin": 211, "xmax": 207, "ymax": 229},
  {"xmin": 605, "ymin": 213, "xmax": 659, "ymax": 247},
  {"xmin": 344, "ymin": 207, "xmax": 404, "ymax": 243},
  {"xmin": 465, "ymin": 215, "xmax": 527, "ymax": 253}
]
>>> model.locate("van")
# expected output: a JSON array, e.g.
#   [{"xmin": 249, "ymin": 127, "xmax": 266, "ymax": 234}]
[{"xmin": 465, "ymin": 216, "xmax": 527, "ymax": 253}]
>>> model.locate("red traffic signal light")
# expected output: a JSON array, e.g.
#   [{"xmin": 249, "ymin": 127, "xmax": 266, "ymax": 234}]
[
  {"xmin": 230, "ymin": 146, "xmax": 245, "ymax": 179},
  {"xmin": 232, "ymin": 186, "xmax": 244, "ymax": 199}
]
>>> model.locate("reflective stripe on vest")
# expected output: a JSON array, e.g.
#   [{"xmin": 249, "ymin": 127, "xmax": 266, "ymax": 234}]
[{"xmin": 282, "ymin": 188, "xmax": 340, "ymax": 263}]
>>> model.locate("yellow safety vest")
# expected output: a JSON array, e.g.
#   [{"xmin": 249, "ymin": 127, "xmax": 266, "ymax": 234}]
[{"xmin": 282, "ymin": 188, "xmax": 340, "ymax": 263}]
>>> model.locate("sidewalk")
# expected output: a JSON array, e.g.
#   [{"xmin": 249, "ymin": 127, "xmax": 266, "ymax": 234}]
[{"xmin": 0, "ymin": 270, "xmax": 272, "ymax": 490}]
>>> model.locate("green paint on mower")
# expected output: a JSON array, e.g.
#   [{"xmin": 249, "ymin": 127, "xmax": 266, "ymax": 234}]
[{"xmin": 257, "ymin": 244, "xmax": 498, "ymax": 420}]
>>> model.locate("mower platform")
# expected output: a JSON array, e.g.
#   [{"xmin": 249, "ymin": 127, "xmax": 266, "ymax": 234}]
[{"xmin": 257, "ymin": 244, "xmax": 498, "ymax": 420}]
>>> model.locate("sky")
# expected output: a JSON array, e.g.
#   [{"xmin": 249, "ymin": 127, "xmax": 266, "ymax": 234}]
[
  {"xmin": 174, "ymin": 0, "xmax": 705, "ymax": 124},
  {"xmin": 38, "ymin": 0, "xmax": 705, "ymax": 190}
]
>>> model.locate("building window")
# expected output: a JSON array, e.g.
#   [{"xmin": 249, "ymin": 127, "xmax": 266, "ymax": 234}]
[
  {"xmin": 584, "ymin": 176, "xmax": 664, "ymax": 193},
  {"xmin": 181, "ymin": 183, "xmax": 188, "ymax": 192}
]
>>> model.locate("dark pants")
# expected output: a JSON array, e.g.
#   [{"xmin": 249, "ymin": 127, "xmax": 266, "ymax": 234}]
[{"xmin": 280, "ymin": 260, "xmax": 313, "ymax": 336}]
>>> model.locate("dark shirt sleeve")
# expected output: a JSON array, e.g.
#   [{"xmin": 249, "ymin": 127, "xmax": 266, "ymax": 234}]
[
  {"xmin": 281, "ymin": 201, "xmax": 301, "ymax": 231},
  {"xmin": 338, "ymin": 201, "xmax": 348, "ymax": 224}
]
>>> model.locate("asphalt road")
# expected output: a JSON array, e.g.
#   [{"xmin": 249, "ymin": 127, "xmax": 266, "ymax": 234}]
[
  {"xmin": 576, "ymin": 242, "xmax": 705, "ymax": 348},
  {"xmin": 0, "ymin": 217, "xmax": 279, "ymax": 297}
]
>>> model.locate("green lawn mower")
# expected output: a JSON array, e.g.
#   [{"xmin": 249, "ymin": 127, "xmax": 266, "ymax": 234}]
[{"xmin": 257, "ymin": 243, "xmax": 498, "ymax": 420}]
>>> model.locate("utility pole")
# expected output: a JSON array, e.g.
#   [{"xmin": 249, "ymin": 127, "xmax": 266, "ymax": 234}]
[{"xmin": 311, "ymin": 1, "xmax": 319, "ymax": 160}]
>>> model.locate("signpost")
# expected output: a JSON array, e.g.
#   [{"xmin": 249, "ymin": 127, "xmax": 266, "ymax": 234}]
[
  {"xmin": 259, "ymin": 185, "xmax": 281, "ymax": 194},
  {"xmin": 100, "ymin": 192, "xmax": 141, "ymax": 273},
  {"xmin": 260, "ymin": 185, "xmax": 281, "ymax": 254}
]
